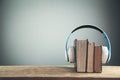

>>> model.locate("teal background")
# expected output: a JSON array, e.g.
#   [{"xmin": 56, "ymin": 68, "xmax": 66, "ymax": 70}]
[{"xmin": 0, "ymin": 0, "xmax": 120, "ymax": 65}]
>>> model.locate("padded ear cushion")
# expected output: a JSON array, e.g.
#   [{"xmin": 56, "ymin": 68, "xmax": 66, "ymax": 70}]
[
  {"xmin": 102, "ymin": 46, "xmax": 108, "ymax": 64},
  {"xmin": 68, "ymin": 46, "xmax": 75, "ymax": 63}
]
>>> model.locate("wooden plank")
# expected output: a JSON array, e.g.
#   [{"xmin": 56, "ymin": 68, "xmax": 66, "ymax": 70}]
[
  {"xmin": 0, "ymin": 66, "xmax": 119, "ymax": 78},
  {"xmin": 0, "ymin": 77, "xmax": 120, "ymax": 80},
  {"xmin": 76, "ymin": 39, "xmax": 88, "ymax": 72}
]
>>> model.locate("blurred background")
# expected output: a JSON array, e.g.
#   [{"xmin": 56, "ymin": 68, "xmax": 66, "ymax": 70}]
[{"xmin": 0, "ymin": 0, "xmax": 120, "ymax": 65}]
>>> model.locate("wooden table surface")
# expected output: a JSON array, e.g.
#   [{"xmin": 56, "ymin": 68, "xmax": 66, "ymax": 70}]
[{"xmin": 0, "ymin": 66, "xmax": 120, "ymax": 80}]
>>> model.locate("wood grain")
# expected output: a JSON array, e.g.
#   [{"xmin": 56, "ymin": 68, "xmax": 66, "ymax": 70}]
[{"xmin": 0, "ymin": 66, "xmax": 119, "ymax": 78}]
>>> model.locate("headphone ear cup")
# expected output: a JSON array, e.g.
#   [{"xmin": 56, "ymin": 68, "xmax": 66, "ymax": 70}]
[
  {"xmin": 102, "ymin": 46, "xmax": 108, "ymax": 64},
  {"xmin": 68, "ymin": 46, "xmax": 75, "ymax": 63},
  {"xmin": 65, "ymin": 50, "xmax": 68, "ymax": 62}
]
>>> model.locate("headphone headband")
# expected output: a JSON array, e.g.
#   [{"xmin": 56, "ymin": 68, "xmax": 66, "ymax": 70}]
[{"xmin": 65, "ymin": 25, "xmax": 111, "ymax": 63}]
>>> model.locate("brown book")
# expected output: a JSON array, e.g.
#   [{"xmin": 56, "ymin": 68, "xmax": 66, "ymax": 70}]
[
  {"xmin": 94, "ymin": 46, "xmax": 102, "ymax": 73},
  {"xmin": 76, "ymin": 39, "xmax": 88, "ymax": 72},
  {"xmin": 87, "ymin": 42, "xmax": 95, "ymax": 72}
]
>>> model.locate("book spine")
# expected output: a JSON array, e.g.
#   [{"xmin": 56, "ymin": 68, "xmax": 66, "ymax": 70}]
[
  {"xmin": 74, "ymin": 39, "xmax": 77, "ymax": 71},
  {"xmin": 94, "ymin": 46, "xmax": 102, "ymax": 73},
  {"xmin": 76, "ymin": 39, "xmax": 88, "ymax": 72},
  {"xmin": 87, "ymin": 42, "xmax": 95, "ymax": 72}
]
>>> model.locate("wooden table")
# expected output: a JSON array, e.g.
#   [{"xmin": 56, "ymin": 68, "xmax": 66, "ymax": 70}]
[{"xmin": 0, "ymin": 66, "xmax": 120, "ymax": 80}]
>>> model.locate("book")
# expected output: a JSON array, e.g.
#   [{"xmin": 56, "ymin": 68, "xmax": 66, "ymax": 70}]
[
  {"xmin": 74, "ymin": 39, "xmax": 77, "ymax": 71},
  {"xmin": 94, "ymin": 46, "xmax": 102, "ymax": 73},
  {"xmin": 76, "ymin": 39, "xmax": 88, "ymax": 72},
  {"xmin": 87, "ymin": 42, "xmax": 95, "ymax": 72}
]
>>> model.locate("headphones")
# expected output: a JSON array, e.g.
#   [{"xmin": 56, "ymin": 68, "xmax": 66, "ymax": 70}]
[{"xmin": 65, "ymin": 25, "xmax": 111, "ymax": 64}]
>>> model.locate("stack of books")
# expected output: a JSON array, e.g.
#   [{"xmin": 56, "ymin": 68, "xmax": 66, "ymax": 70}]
[{"xmin": 74, "ymin": 39, "xmax": 102, "ymax": 73}]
